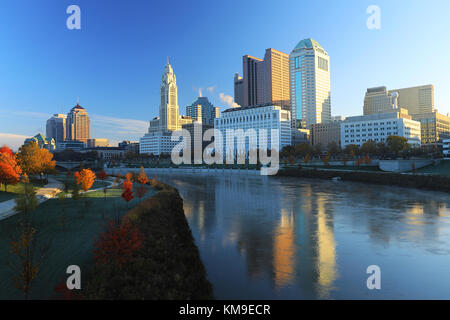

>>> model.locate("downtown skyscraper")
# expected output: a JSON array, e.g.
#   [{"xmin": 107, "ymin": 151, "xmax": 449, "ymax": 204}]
[
  {"xmin": 159, "ymin": 60, "xmax": 180, "ymax": 132},
  {"xmin": 46, "ymin": 114, "xmax": 67, "ymax": 143},
  {"xmin": 66, "ymin": 103, "xmax": 91, "ymax": 144},
  {"xmin": 238, "ymin": 48, "xmax": 290, "ymax": 110},
  {"xmin": 289, "ymin": 38, "xmax": 331, "ymax": 129}
]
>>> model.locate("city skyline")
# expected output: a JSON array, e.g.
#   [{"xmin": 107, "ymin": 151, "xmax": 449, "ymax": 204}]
[{"xmin": 1, "ymin": 0, "xmax": 450, "ymax": 150}]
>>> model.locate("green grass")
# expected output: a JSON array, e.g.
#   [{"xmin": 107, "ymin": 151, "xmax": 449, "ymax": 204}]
[
  {"xmin": 417, "ymin": 159, "xmax": 450, "ymax": 176},
  {"xmin": 0, "ymin": 184, "xmax": 156, "ymax": 300},
  {"xmin": 0, "ymin": 180, "xmax": 45, "ymax": 202}
]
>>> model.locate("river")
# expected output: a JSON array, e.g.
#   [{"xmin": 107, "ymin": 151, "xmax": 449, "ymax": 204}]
[{"xmin": 158, "ymin": 174, "xmax": 450, "ymax": 299}]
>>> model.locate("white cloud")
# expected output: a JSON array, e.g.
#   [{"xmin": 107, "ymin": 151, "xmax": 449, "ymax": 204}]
[
  {"xmin": 0, "ymin": 133, "xmax": 28, "ymax": 152},
  {"xmin": 90, "ymin": 114, "xmax": 148, "ymax": 142},
  {"xmin": 219, "ymin": 93, "xmax": 240, "ymax": 108}
]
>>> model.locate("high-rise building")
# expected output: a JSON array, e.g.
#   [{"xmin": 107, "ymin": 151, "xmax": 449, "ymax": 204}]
[
  {"xmin": 46, "ymin": 114, "xmax": 67, "ymax": 143},
  {"xmin": 289, "ymin": 38, "xmax": 331, "ymax": 129},
  {"xmin": 186, "ymin": 96, "xmax": 220, "ymax": 126},
  {"xmin": 234, "ymin": 73, "xmax": 244, "ymax": 107},
  {"xmin": 262, "ymin": 48, "xmax": 290, "ymax": 110},
  {"xmin": 389, "ymin": 85, "xmax": 434, "ymax": 115},
  {"xmin": 140, "ymin": 60, "xmax": 193, "ymax": 155},
  {"xmin": 411, "ymin": 111, "xmax": 450, "ymax": 144},
  {"xmin": 242, "ymin": 55, "xmax": 264, "ymax": 107},
  {"xmin": 160, "ymin": 60, "xmax": 179, "ymax": 132},
  {"xmin": 66, "ymin": 103, "xmax": 90, "ymax": 144},
  {"xmin": 363, "ymin": 86, "xmax": 398, "ymax": 115},
  {"xmin": 241, "ymin": 49, "xmax": 290, "ymax": 110}
]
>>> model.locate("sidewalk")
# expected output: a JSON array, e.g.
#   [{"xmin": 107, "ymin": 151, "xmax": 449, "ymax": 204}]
[{"xmin": 0, "ymin": 178, "xmax": 63, "ymax": 221}]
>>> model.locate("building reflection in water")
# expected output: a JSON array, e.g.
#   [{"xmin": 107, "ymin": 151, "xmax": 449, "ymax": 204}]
[{"xmin": 158, "ymin": 174, "xmax": 450, "ymax": 299}]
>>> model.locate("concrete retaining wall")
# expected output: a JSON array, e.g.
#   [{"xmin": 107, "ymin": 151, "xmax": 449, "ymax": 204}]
[
  {"xmin": 105, "ymin": 167, "xmax": 260, "ymax": 176},
  {"xmin": 378, "ymin": 160, "xmax": 433, "ymax": 173}
]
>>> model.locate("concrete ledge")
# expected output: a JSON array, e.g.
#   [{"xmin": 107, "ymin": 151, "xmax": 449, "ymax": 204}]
[
  {"xmin": 379, "ymin": 160, "xmax": 434, "ymax": 173},
  {"xmin": 105, "ymin": 167, "xmax": 260, "ymax": 176}
]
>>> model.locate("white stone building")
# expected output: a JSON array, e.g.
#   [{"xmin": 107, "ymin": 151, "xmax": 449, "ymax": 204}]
[
  {"xmin": 340, "ymin": 111, "xmax": 421, "ymax": 148},
  {"xmin": 214, "ymin": 104, "xmax": 291, "ymax": 159}
]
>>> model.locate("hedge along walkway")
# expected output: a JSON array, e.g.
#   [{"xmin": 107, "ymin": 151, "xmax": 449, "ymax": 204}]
[{"xmin": 0, "ymin": 178, "xmax": 63, "ymax": 221}]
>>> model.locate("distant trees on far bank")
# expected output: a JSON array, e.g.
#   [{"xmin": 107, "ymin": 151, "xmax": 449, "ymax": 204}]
[{"xmin": 281, "ymin": 135, "xmax": 437, "ymax": 162}]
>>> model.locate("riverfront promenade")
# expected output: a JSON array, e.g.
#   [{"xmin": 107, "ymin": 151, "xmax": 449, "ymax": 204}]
[{"xmin": 0, "ymin": 178, "xmax": 63, "ymax": 221}]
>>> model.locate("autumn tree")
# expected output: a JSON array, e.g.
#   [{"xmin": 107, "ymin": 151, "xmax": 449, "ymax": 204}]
[
  {"xmin": 125, "ymin": 172, "xmax": 133, "ymax": 182},
  {"xmin": 93, "ymin": 220, "xmax": 143, "ymax": 268},
  {"xmin": 75, "ymin": 169, "xmax": 96, "ymax": 192},
  {"xmin": 122, "ymin": 180, "xmax": 134, "ymax": 207},
  {"xmin": 97, "ymin": 169, "xmax": 108, "ymax": 181},
  {"xmin": 9, "ymin": 183, "xmax": 50, "ymax": 299},
  {"xmin": 304, "ymin": 153, "xmax": 310, "ymax": 165},
  {"xmin": 0, "ymin": 146, "xmax": 22, "ymax": 191},
  {"xmin": 386, "ymin": 136, "xmax": 409, "ymax": 158},
  {"xmin": 17, "ymin": 142, "xmax": 55, "ymax": 185},
  {"xmin": 137, "ymin": 166, "xmax": 149, "ymax": 185}
]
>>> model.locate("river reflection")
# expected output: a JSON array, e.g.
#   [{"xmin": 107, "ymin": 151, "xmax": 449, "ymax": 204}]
[{"xmin": 158, "ymin": 174, "xmax": 450, "ymax": 299}]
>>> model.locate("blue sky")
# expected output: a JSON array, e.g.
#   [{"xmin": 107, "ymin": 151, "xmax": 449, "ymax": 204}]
[{"xmin": 1, "ymin": 0, "xmax": 449, "ymax": 149}]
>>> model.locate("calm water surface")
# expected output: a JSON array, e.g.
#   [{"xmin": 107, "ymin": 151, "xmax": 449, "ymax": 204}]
[{"xmin": 158, "ymin": 174, "xmax": 450, "ymax": 299}]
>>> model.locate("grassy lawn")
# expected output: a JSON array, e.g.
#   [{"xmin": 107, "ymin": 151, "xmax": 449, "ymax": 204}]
[
  {"xmin": 0, "ymin": 180, "xmax": 45, "ymax": 202},
  {"xmin": 0, "ymin": 184, "xmax": 156, "ymax": 300}
]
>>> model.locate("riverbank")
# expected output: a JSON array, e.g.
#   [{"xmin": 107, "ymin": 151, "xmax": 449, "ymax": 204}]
[
  {"xmin": 83, "ymin": 180, "xmax": 214, "ymax": 300},
  {"xmin": 277, "ymin": 167, "xmax": 450, "ymax": 193}
]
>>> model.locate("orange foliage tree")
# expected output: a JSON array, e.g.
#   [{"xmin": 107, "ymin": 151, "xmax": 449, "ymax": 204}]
[
  {"xmin": 137, "ymin": 166, "xmax": 149, "ymax": 185},
  {"xmin": 121, "ymin": 180, "xmax": 134, "ymax": 206},
  {"xmin": 17, "ymin": 142, "xmax": 55, "ymax": 184},
  {"xmin": 93, "ymin": 220, "xmax": 143, "ymax": 268},
  {"xmin": 0, "ymin": 146, "xmax": 22, "ymax": 191},
  {"xmin": 75, "ymin": 169, "xmax": 96, "ymax": 192}
]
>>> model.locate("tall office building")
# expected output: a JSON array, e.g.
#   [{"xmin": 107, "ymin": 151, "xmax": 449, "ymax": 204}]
[
  {"xmin": 242, "ymin": 55, "xmax": 264, "ymax": 107},
  {"xmin": 363, "ymin": 86, "xmax": 398, "ymax": 115},
  {"xmin": 140, "ymin": 60, "xmax": 193, "ymax": 155},
  {"xmin": 234, "ymin": 73, "xmax": 244, "ymax": 107},
  {"xmin": 160, "ymin": 60, "xmax": 179, "ymax": 132},
  {"xmin": 289, "ymin": 38, "xmax": 331, "ymax": 129},
  {"xmin": 262, "ymin": 48, "xmax": 290, "ymax": 110},
  {"xmin": 389, "ymin": 85, "xmax": 434, "ymax": 115},
  {"xmin": 186, "ymin": 96, "xmax": 220, "ymax": 126},
  {"xmin": 240, "ymin": 48, "xmax": 290, "ymax": 109},
  {"xmin": 46, "ymin": 114, "xmax": 67, "ymax": 143},
  {"xmin": 66, "ymin": 103, "xmax": 90, "ymax": 144}
]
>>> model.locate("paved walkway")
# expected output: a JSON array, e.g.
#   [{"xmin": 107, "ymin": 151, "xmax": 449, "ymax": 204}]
[{"xmin": 0, "ymin": 178, "xmax": 63, "ymax": 221}]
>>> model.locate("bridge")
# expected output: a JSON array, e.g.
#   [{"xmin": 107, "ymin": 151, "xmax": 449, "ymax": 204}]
[{"xmin": 55, "ymin": 161, "xmax": 83, "ymax": 171}]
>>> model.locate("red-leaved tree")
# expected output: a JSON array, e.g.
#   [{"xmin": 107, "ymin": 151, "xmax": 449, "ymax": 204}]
[
  {"xmin": 0, "ymin": 145, "xmax": 22, "ymax": 191},
  {"xmin": 97, "ymin": 169, "xmax": 108, "ymax": 181},
  {"xmin": 122, "ymin": 180, "xmax": 134, "ymax": 207},
  {"xmin": 93, "ymin": 220, "xmax": 143, "ymax": 268}
]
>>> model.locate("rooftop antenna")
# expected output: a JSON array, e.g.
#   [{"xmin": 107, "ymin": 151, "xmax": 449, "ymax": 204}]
[
  {"xmin": 77, "ymin": 96, "xmax": 79, "ymax": 105},
  {"xmin": 167, "ymin": 56, "xmax": 170, "ymax": 65}
]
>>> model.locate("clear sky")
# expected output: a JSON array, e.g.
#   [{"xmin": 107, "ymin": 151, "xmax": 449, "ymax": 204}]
[{"xmin": 1, "ymin": 0, "xmax": 449, "ymax": 150}]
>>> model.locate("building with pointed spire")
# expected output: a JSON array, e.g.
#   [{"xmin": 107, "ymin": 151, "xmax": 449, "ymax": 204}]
[
  {"xmin": 140, "ymin": 60, "xmax": 193, "ymax": 155},
  {"xmin": 66, "ymin": 102, "xmax": 91, "ymax": 144},
  {"xmin": 160, "ymin": 60, "xmax": 180, "ymax": 131}
]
